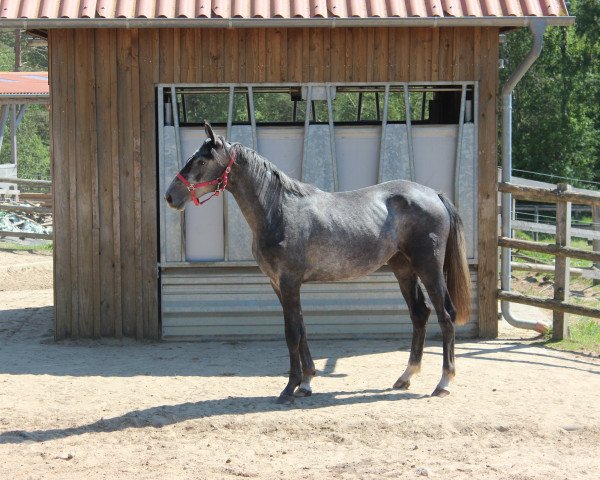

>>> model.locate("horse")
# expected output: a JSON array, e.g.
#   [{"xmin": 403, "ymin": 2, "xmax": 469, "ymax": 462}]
[{"xmin": 166, "ymin": 122, "xmax": 471, "ymax": 403}]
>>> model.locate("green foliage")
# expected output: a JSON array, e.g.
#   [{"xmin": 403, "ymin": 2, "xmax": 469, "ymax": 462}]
[
  {"xmin": 0, "ymin": 104, "xmax": 50, "ymax": 180},
  {"xmin": 501, "ymin": 0, "xmax": 600, "ymax": 188},
  {"xmin": 0, "ymin": 29, "xmax": 47, "ymax": 71},
  {"xmin": 180, "ymin": 88, "xmax": 431, "ymax": 125}
]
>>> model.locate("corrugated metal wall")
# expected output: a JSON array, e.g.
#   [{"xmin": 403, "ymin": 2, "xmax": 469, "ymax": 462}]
[{"xmin": 161, "ymin": 267, "xmax": 479, "ymax": 339}]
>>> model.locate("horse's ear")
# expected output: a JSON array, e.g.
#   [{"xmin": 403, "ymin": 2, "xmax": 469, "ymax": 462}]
[{"xmin": 204, "ymin": 121, "xmax": 216, "ymax": 143}]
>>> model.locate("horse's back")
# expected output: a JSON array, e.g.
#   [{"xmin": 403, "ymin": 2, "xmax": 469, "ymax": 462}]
[
  {"xmin": 273, "ymin": 179, "xmax": 450, "ymax": 283},
  {"xmin": 327, "ymin": 179, "xmax": 448, "ymax": 225}
]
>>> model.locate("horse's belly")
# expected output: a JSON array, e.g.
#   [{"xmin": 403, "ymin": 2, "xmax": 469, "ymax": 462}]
[{"xmin": 302, "ymin": 240, "xmax": 394, "ymax": 283}]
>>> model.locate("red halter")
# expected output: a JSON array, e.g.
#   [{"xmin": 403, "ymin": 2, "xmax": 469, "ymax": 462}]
[{"xmin": 176, "ymin": 150, "xmax": 237, "ymax": 206}]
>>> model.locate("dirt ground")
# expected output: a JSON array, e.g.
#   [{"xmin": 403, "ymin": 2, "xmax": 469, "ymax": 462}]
[{"xmin": 1, "ymin": 249, "xmax": 599, "ymax": 480}]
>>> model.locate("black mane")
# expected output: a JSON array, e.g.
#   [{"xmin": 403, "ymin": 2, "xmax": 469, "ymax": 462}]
[{"xmin": 233, "ymin": 143, "xmax": 318, "ymax": 198}]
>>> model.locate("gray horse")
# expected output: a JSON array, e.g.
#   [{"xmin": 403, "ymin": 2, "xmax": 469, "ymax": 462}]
[{"xmin": 166, "ymin": 122, "xmax": 471, "ymax": 403}]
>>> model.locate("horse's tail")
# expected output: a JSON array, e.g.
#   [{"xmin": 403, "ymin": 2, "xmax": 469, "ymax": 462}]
[{"xmin": 438, "ymin": 194, "xmax": 471, "ymax": 325}]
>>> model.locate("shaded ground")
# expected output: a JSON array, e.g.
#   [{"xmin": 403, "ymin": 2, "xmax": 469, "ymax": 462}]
[{"xmin": 1, "ymin": 250, "xmax": 599, "ymax": 479}]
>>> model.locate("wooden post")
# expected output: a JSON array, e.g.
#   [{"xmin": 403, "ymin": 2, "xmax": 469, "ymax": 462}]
[
  {"xmin": 10, "ymin": 104, "xmax": 17, "ymax": 165},
  {"xmin": 593, "ymin": 205, "xmax": 600, "ymax": 286},
  {"xmin": 533, "ymin": 205, "xmax": 539, "ymax": 242},
  {"xmin": 553, "ymin": 183, "xmax": 571, "ymax": 340}
]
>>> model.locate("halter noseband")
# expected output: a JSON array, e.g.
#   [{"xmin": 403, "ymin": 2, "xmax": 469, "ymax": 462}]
[{"xmin": 176, "ymin": 149, "xmax": 237, "ymax": 206}]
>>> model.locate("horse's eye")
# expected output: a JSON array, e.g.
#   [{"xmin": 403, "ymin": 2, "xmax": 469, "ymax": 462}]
[{"xmin": 200, "ymin": 160, "xmax": 206, "ymax": 166}]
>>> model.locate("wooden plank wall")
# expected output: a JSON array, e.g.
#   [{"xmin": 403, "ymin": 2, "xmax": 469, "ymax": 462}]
[{"xmin": 49, "ymin": 27, "xmax": 499, "ymax": 339}]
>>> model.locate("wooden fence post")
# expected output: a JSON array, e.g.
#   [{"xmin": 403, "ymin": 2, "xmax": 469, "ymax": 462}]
[
  {"xmin": 593, "ymin": 205, "xmax": 600, "ymax": 286},
  {"xmin": 553, "ymin": 183, "xmax": 571, "ymax": 341}
]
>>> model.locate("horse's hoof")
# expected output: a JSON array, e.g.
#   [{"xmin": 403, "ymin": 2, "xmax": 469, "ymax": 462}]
[
  {"xmin": 393, "ymin": 379, "xmax": 410, "ymax": 390},
  {"xmin": 431, "ymin": 388, "xmax": 450, "ymax": 398},
  {"xmin": 294, "ymin": 387, "xmax": 312, "ymax": 397},
  {"xmin": 276, "ymin": 394, "xmax": 295, "ymax": 405}
]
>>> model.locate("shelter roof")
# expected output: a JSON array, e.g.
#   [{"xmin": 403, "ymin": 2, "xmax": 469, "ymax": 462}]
[
  {"xmin": 0, "ymin": 72, "xmax": 49, "ymax": 98},
  {"xmin": 0, "ymin": 0, "xmax": 574, "ymax": 28}
]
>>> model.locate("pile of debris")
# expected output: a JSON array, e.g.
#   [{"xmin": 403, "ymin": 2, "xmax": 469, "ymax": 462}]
[{"xmin": 0, "ymin": 199, "xmax": 52, "ymax": 237}]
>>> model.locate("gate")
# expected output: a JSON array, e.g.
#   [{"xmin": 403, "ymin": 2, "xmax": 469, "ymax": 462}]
[{"xmin": 158, "ymin": 82, "xmax": 479, "ymax": 339}]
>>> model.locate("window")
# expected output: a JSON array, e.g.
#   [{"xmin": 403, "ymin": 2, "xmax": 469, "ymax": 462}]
[{"xmin": 171, "ymin": 84, "xmax": 474, "ymax": 126}]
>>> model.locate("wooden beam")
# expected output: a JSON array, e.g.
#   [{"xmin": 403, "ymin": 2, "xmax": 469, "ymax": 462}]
[
  {"xmin": 0, "ymin": 203, "xmax": 51, "ymax": 214},
  {"xmin": 498, "ymin": 236, "xmax": 600, "ymax": 263},
  {"xmin": 510, "ymin": 261, "xmax": 592, "ymax": 278},
  {"xmin": 476, "ymin": 27, "xmax": 499, "ymax": 338},
  {"xmin": 0, "ymin": 177, "xmax": 51, "ymax": 187},
  {"xmin": 0, "ymin": 231, "xmax": 52, "ymax": 239},
  {"xmin": 594, "ymin": 205, "xmax": 600, "ymax": 286},
  {"xmin": 553, "ymin": 184, "xmax": 571, "ymax": 340},
  {"xmin": 10, "ymin": 104, "xmax": 17, "ymax": 164},
  {"xmin": 49, "ymin": 30, "xmax": 72, "ymax": 340},
  {"xmin": 499, "ymin": 182, "xmax": 600, "ymax": 206},
  {"xmin": 0, "ymin": 96, "xmax": 49, "ymax": 105},
  {"xmin": 497, "ymin": 290, "xmax": 600, "ymax": 319},
  {"xmin": 95, "ymin": 28, "xmax": 116, "ymax": 338}
]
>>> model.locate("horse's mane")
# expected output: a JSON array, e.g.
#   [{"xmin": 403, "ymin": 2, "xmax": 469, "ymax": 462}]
[{"xmin": 232, "ymin": 143, "xmax": 318, "ymax": 198}]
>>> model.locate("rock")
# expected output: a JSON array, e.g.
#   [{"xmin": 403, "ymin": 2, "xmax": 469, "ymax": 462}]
[
  {"xmin": 55, "ymin": 453, "xmax": 74, "ymax": 461},
  {"xmin": 415, "ymin": 467, "xmax": 429, "ymax": 476}
]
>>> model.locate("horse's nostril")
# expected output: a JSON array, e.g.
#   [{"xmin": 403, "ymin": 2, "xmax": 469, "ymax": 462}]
[{"xmin": 166, "ymin": 194, "xmax": 172, "ymax": 204}]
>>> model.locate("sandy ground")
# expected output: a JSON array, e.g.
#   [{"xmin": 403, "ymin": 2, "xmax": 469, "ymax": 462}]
[{"xmin": 1, "ymin": 249, "xmax": 599, "ymax": 480}]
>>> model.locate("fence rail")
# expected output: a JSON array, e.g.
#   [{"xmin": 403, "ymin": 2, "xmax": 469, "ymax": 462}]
[
  {"xmin": 0, "ymin": 176, "xmax": 51, "ymax": 187},
  {"xmin": 498, "ymin": 181, "xmax": 600, "ymax": 340},
  {"xmin": 511, "ymin": 261, "xmax": 599, "ymax": 280},
  {"xmin": 0, "ymin": 176, "xmax": 52, "ymax": 241},
  {"xmin": 500, "ymin": 181, "xmax": 600, "ymax": 205},
  {"xmin": 512, "ymin": 220, "xmax": 600, "ymax": 241}
]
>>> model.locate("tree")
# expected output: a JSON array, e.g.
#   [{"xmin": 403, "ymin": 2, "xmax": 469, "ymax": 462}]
[{"xmin": 501, "ymin": 0, "xmax": 600, "ymax": 189}]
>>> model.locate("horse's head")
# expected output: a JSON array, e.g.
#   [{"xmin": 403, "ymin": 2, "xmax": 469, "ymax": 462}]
[{"xmin": 165, "ymin": 121, "xmax": 232, "ymax": 210}]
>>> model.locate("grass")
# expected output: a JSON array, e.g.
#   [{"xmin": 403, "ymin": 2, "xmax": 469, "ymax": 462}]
[
  {"xmin": 0, "ymin": 241, "xmax": 53, "ymax": 252},
  {"xmin": 513, "ymin": 230, "xmax": 594, "ymax": 268},
  {"xmin": 545, "ymin": 318, "xmax": 600, "ymax": 355}
]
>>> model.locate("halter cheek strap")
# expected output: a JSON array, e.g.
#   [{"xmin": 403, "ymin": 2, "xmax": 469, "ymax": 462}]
[{"xmin": 177, "ymin": 150, "xmax": 237, "ymax": 206}]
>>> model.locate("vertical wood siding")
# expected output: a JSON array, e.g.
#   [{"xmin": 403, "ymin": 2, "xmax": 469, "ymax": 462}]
[{"xmin": 50, "ymin": 27, "xmax": 499, "ymax": 339}]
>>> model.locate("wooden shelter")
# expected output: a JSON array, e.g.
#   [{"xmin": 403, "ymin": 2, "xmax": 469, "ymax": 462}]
[{"xmin": 1, "ymin": 1, "xmax": 573, "ymax": 340}]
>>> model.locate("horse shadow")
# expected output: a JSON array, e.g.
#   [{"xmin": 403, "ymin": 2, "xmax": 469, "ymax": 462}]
[{"xmin": 0, "ymin": 388, "xmax": 426, "ymax": 445}]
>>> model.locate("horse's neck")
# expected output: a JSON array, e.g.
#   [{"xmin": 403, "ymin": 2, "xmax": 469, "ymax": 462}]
[{"xmin": 227, "ymin": 148, "xmax": 284, "ymax": 233}]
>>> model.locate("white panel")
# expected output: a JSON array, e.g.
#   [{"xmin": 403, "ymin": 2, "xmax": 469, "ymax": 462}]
[
  {"xmin": 335, "ymin": 126, "xmax": 380, "ymax": 191},
  {"xmin": 256, "ymin": 127, "xmax": 303, "ymax": 179},
  {"xmin": 180, "ymin": 127, "xmax": 227, "ymax": 261},
  {"xmin": 412, "ymin": 125, "xmax": 457, "ymax": 201}
]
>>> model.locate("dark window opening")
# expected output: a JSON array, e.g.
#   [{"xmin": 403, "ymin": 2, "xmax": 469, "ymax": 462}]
[{"xmin": 172, "ymin": 85, "xmax": 474, "ymax": 127}]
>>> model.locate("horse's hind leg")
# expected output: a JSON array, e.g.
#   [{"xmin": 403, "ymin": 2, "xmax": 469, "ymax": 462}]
[
  {"xmin": 389, "ymin": 254, "xmax": 431, "ymax": 390},
  {"xmin": 418, "ymin": 268, "xmax": 457, "ymax": 397}
]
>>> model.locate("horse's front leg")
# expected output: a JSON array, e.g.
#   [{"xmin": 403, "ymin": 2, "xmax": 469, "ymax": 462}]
[{"xmin": 273, "ymin": 279, "xmax": 313, "ymax": 404}]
